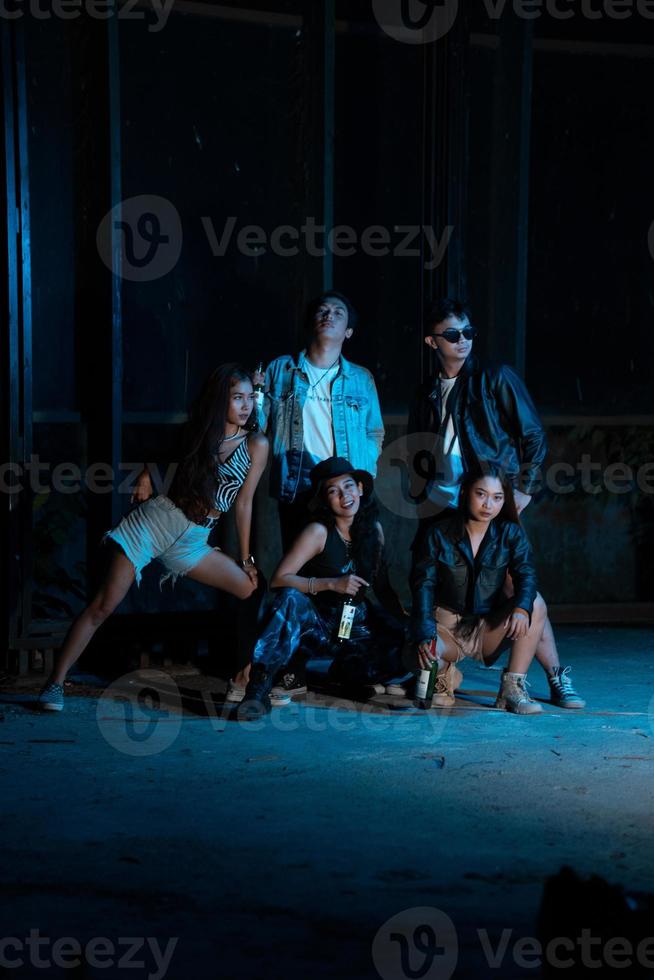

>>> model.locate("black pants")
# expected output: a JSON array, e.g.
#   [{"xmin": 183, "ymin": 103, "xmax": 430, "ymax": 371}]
[{"xmin": 252, "ymin": 588, "xmax": 406, "ymax": 686}]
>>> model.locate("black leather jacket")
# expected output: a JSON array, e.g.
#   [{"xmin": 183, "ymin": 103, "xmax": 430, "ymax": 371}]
[
  {"xmin": 407, "ymin": 357, "xmax": 547, "ymax": 495},
  {"xmin": 410, "ymin": 514, "xmax": 538, "ymax": 643}
]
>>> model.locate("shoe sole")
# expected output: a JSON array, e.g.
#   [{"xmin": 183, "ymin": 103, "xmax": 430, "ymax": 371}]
[
  {"xmin": 270, "ymin": 686, "xmax": 307, "ymax": 698},
  {"xmin": 495, "ymin": 698, "xmax": 543, "ymax": 715},
  {"xmin": 225, "ymin": 692, "xmax": 245, "ymax": 703},
  {"xmin": 40, "ymin": 703, "xmax": 64, "ymax": 712},
  {"xmin": 551, "ymin": 700, "xmax": 586, "ymax": 709}
]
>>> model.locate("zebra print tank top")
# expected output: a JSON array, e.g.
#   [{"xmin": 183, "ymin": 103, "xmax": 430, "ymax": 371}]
[{"xmin": 215, "ymin": 437, "xmax": 251, "ymax": 513}]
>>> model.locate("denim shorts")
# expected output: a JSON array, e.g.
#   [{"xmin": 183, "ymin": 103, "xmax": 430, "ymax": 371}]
[{"xmin": 105, "ymin": 495, "xmax": 216, "ymax": 587}]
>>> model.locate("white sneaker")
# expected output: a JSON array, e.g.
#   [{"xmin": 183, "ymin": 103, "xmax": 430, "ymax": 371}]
[{"xmin": 225, "ymin": 680, "xmax": 246, "ymax": 703}]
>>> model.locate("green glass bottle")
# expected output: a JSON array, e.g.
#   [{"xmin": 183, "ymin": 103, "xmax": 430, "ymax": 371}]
[
  {"xmin": 253, "ymin": 361, "xmax": 265, "ymax": 412},
  {"xmin": 414, "ymin": 639, "xmax": 438, "ymax": 709}
]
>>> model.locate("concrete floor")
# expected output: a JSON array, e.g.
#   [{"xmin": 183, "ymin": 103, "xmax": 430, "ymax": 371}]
[{"xmin": 1, "ymin": 626, "xmax": 653, "ymax": 979}]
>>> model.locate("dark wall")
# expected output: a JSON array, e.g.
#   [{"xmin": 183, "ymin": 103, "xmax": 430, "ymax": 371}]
[{"xmin": 12, "ymin": 2, "xmax": 654, "ymax": 631}]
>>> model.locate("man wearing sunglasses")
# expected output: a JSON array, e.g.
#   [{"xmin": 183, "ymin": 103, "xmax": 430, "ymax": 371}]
[{"xmin": 406, "ymin": 297, "xmax": 585, "ymax": 709}]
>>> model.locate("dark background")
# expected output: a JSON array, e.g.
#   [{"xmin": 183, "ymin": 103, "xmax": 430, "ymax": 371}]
[{"xmin": 3, "ymin": 1, "xmax": 654, "ymax": 656}]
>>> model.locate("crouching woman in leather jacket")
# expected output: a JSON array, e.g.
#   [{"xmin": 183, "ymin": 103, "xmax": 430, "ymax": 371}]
[{"xmin": 409, "ymin": 464, "xmax": 548, "ymax": 715}]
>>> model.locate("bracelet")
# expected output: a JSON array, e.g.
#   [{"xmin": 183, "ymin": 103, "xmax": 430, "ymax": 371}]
[
  {"xmin": 308, "ymin": 577, "xmax": 317, "ymax": 596},
  {"xmin": 240, "ymin": 555, "xmax": 256, "ymax": 568}
]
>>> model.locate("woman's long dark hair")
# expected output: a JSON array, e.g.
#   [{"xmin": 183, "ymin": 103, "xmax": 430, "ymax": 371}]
[
  {"xmin": 169, "ymin": 364, "xmax": 255, "ymax": 524},
  {"xmin": 457, "ymin": 462, "xmax": 520, "ymax": 525},
  {"xmin": 317, "ymin": 486, "xmax": 382, "ymax": 583}
]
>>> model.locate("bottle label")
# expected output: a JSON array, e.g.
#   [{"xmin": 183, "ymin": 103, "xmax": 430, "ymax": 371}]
[
  {"xmin": 415, "ymin": 640, "xmax": 439, "ymax": 704},
  {"xmin": 415, "ymin": 668, "xmax": 432, "ymax": 701},
  {"xmin": 337, "ymin": 602, "xmax": 356, "ymax": 640}
]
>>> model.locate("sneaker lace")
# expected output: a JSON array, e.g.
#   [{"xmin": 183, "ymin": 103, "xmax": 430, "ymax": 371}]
[{"xmin": 553, "ymin": 666, "xmax": 577, "ymax": 696}]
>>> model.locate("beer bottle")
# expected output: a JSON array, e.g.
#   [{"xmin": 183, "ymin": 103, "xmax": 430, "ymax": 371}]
[
  {"xmin": 414, "ymin": 639, "xmax": 439, "ymax": 709},
  {"xmin": 337, "ymin": 596, "xmax": 356, "ymax": 642},
  {"xmin": 253, "ymin": 361, "xmax": 265, "ymax": 411}
]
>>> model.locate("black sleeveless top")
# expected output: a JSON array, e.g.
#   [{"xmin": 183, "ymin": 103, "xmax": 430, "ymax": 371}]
[{"xmin": 300, "ymin": 525, "xmax": 366, "ymax": 607}]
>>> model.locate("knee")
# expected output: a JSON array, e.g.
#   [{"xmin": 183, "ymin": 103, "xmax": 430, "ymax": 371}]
[
  {"xmin": 236, "ymin": 575, "xmax": 257, "ymax": 601},
  {"xmin": 533, "ymin": 593, "xmax": 547, "ymax": 621},
  {"xmin": 87, "ymin": 600, "xmax": 114, "ymax": 628}
]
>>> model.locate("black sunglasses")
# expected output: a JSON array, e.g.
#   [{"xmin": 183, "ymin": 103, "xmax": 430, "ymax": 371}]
[{"xmin": 433, "ymin": 326, "xmax": 477, "ymax": 343}]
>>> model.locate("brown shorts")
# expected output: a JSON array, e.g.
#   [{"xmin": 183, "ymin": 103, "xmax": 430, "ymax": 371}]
[
  {"xmin": 435, "ymin": 607, "xmax": 487, "ymax": 662},
  {"xmin": 403, "ymin": 601, "xmax": 514, "ymax": 671}
]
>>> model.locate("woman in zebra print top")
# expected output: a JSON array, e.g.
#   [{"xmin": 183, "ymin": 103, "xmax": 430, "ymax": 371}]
[{"xmin": 39, "ymin": 365, "xmax": 268, "ymax": 713}]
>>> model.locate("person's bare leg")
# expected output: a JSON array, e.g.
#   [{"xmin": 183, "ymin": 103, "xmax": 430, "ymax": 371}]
[
  {"xmin": 429, "ymin": 633, "xmax": 461, "ymax": 670},
  {"xmin": 504, "ymin": 572, "xmax": 559, "ymax": 675},
  {"xmin": 233, "ymin": 664, "xmax": 251, "ymax": 688},
  {"xmin": 481, "ymin": 595, "xmax": 547, "ymax": 673},
  {"xmin": 185, "ymin": 550, "xmax": 256, "ymax": 599},
  {"xmin": 187, "ymin": 553, "xmax": 257, "ymax": 691},
  {"xmin": 534, "ymin": 616, "xmax": 560, "ymax": 674},
  {"xmin": 49, "ymin": 551, "xmax": 136, "ymax": 685}
]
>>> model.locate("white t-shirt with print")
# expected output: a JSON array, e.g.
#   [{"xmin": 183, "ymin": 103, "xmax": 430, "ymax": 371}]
[{"xmin": 302, "ymin": 359, "xmax": 339, "ymax": 460}]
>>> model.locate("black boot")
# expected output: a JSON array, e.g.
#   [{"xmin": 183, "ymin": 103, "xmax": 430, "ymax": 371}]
[{"xmin": 239, "ymin": 664, "xmax": 274, "ymax": 720}]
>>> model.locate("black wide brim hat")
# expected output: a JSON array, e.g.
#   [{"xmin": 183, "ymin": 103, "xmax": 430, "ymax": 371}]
[{"xmin": 307, "ymin": 457, "xmax": 374, "ymax": 512}]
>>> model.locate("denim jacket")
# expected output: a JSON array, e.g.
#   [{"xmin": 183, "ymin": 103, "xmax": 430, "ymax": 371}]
[{"xmin": 260, "ymin": 350, "xmax": 385, "ymax": 502}]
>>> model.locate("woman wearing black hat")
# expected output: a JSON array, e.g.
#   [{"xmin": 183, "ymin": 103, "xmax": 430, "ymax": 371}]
[{"xmin": 240, "ymin": 457, "xmax": 408, "ymax": 716}]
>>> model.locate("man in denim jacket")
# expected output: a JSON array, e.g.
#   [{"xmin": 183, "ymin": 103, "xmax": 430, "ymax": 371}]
[{"xmin": 259, "ymin": 291, "xmax": 384, "ymax": 550}]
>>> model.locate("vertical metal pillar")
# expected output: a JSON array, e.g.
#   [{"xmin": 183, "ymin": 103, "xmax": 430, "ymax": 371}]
[
  {"xmin": 80, "ymin": 18, "xmax": 122, "ymax": 587},
  {"xmin": 419, "ymin": 11, "xmax": 470, "ymax": 380},
  {"xmin": 1, "ymin": 24, "xmax": 22, "ymax": 650},
  {"xmin": 487, "ymin": 15, "xmax": 533, "ymax": 374},
  {"xmin": 108, "ymin": 15, "xmax": 123, "ymax": 528},
  {"xmin": 1, "ymin": 23, "xmax": 33, "ymax": 650},
  {"xmin": 304, "ymin": 0, "xmax": 335, "ymax": 300},
  {"xmin": 15, "ymin": 24, "xmax": 33, "ymax": 634}
]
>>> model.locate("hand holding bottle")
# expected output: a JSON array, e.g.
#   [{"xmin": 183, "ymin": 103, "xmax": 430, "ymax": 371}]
[
  {"xmin": 331, "ymin": 574, "xmax": 369, "ymax": 596},
  {"xmin": 417, "ymin": 639, "xmax": 437, "ymax": 670}
]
